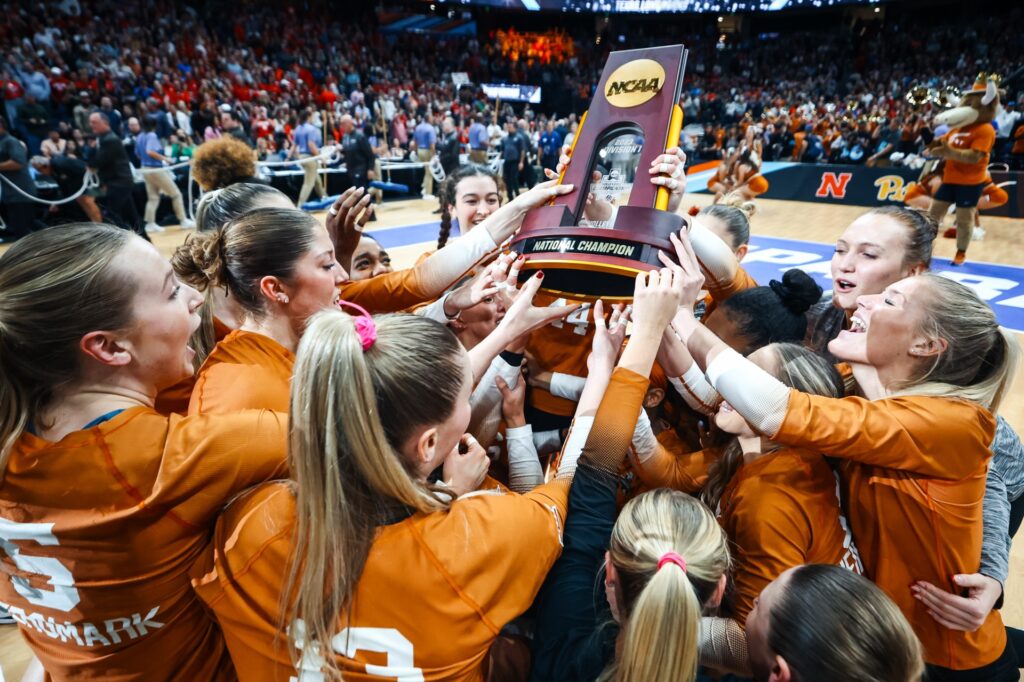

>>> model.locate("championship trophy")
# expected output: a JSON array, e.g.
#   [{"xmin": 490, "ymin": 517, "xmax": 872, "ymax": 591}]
[{"xmin": 510, "ymin": 45, "xmax": 689, "ymax": 300}]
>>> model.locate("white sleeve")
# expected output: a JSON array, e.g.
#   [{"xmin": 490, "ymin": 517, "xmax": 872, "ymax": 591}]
[
  {"xmin": 555, "ymin": 415, "xmax": 595, "ymax": 481},
  {"xmin": 415, "ymin": 293, "xmax": 451, "ymax": 323},
  {"xmin": 505, "ymin": 424, "xmax": 544, "ymax": 493},
  {"xmin": 705, "ymin": 348, "xmax": 789, "ymax": 437},
  {"xmin": 549, "ymin": 372, "xmax": 587, "ymax": 401},
  {"xmin": 419, "ymin": 226, "xmax": 499, "ymax": 293},
  {"xmin": 689, "ymin": 222, "xmax": 738, "ymax": 284},
  {"xmin": 630, "ymin": 409, "xmax": 659, "ymax": 465},
  {"xmin": 668, "ymin": 364, "xmax": 721, "ymax": 415},
  {"xmin": 533, "ymin": 429, "xmax": 563, "ymax": 457},
  {"xmin": 468, "ymin": 356, "xmax": 522, "ymax": 448}
]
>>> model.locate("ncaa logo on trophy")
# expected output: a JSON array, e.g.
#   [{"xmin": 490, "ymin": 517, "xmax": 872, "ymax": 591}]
[{"xmin": 511, "ymin": 45, "xmax": 689, "ymax": 300}]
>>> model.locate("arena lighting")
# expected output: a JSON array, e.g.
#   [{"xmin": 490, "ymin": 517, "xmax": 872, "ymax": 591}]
[{"xmin": 437, "ymin": 0, "xmax": 886, "ymax": 13}]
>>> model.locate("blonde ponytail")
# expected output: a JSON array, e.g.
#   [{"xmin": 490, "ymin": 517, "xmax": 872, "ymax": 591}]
[
  {"xmin": 602, "ymin": 489, "xmax": 730, "ymax": 682},
  {"xmin": 616, "ymin": 562, "xmax": 701, "ymax": 682},
  {"xmin": 284, "ymin": 310, "xmax": 468, "ymax": 680}
]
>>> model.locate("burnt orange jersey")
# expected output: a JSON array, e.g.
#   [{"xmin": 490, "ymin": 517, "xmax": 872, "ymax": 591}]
[
  {"xmin": 718, "ymin": 447, "xmax": 862, "ymax": 625},
  {"xmin": 155, "ymin": 316, "xmax": 234, "ymax": 416},
  {"xmin": 525, "ymin": 294, "xmax": 595, "ymax": 417},
  {"xmin": 339, "ymin": 267, "xmax": 433, "ymax": 314},
  {"xmin": 632, "ymin": 437, "xmax": 718, "ymax": 495},
  {"xmin": 0, "ymin": 408, "xmax": 287, "ymax": 681},
  {"xmin": 193, "ymin": 478, "xmax": 569, "ymax": 681},
  {"xmin": 702, "ymin": 265, "xmax": 758, "ymax": 323},
  {"xmin": 940, "ymin": 123, "xmax": 995, "ymax": 185},
  {"xmin": 189, "ymin": 330, "xmax": 295, "ymax": 415},
  {"xmin": 776, "ymin": 392, "xmax": 1003, "ymax": 669}
]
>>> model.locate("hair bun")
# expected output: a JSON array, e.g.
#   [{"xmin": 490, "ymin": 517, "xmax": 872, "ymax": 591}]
[
  {"xmin": 769, "ymin": 269, "xmax": 822, "ymax": 316},
  {"xmin": 171, "ymin": 231, "xmax": 227, "ymax": 290},
  {"xmin": 718, "ymin": 192, "xmax": 757, "ymax": 219}
]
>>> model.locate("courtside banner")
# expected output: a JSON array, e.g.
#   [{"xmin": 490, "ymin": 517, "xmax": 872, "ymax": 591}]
[{"xmin": 708, "ymin": 162, "xmax": 1024, "ymax": 218}]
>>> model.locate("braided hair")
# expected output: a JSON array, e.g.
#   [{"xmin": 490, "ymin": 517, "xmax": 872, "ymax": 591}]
[{"xmin": 436, "ymin": 164, "xmax": 504, "ymax": 250}]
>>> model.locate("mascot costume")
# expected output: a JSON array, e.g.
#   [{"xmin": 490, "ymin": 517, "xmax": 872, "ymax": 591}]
[{"xmin": 926, "ymin": 74, "xmax": 1001, "ymax": 265}]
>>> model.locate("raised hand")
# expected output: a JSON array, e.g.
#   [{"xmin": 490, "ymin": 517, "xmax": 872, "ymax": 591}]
[
  {"xmin": 496, "ymin": 374, "xmax": 528, "ymax": 428},
  {"xmin": 499, "ymin": 271, "xmax": 580, "ymax": 341},
  {"xmin": 660, "ymin": 231, "xmax": 705, "ymax": 311},
  {"xmin": 648, "ymin": 147, "xmax": 687, "ymax": 212},
  {"xmin": 588, "ymin": 300, "xmax": 630, "ymax": 375},
  {"xmin": 325, "ymin": 187, "xmax": 374, "ymax": 270},
  {"xmin": 442, "ymin": 434, "xmax": 490, "ymax": 497}
]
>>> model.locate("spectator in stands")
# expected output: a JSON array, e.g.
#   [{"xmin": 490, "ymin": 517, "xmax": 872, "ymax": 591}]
[
  {"xmin": 2, "ymin": 68, "xmax": 24, "ymax": 130},
  {"xmin": 98, "ymin": 96, "xmax": 121, "ymax": 137},
  {"xmin": 40, "ymin": 129, "xmax": 66, "ymax": 158},
  {"xmin": 18, "ymin": 63, "xmax": 51, "ymax": 106},
  {"xmin": 123, "ymin": 116, "xmax": 141, "ymax": 166},
  {"xmin": 413, "ymin": 114, "xmax": 437, "ymax": 199},
  {"xmin": 539, "ymin": 118, "xmax": 562, "ymax": 172},
  {"xmin": 469, "ymin": 113, "xmax": 488, "ymax": 164},
  {"xmin": 87, "ymin": 111, "xmax": 147, "ymax": 240},
  {"xmin": 16, "ymin": 95, "xmax": 49, "ymax": 155},
  {"xmin": 437, "ymin": 116, "xmax": 461, "ymax": 177},
  {"xmin": 136, "ymin": 116, "xmax": 194, "ymax": 231},
  {"xmin": 340, "ymin": 114, "xmax": 376, "ymax": 191},
  {"xmin": 995, "ymin": 101, "xmax": 1020, "ymax": 162},
  {"xmin": 500, "ymin": 118, "xmax": 525, "ymax": 199},
  {"xmin": 515, "ymin": 118, "xmax": 536, "ymax": 191},
  {"xmin": 221, "ymin": 109, "xmax": 252, "ymax": 147},
  {"xmin": 294, "ymin": 107, "xmax": 325, "ymax": 208},
  {"xmin": 0, "ymin": 116, "xmax": 39, "ymax": 241}
]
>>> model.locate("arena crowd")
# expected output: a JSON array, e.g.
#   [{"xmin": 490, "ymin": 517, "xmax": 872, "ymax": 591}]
[{"xmin": 0, "ymin": 2, "xmax": 1022, "ymax": 682}]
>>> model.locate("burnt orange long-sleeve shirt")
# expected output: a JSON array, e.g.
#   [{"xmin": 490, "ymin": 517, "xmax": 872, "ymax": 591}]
[{"xmin": 776, "ymin": 391, "xmax": 1003, "ymax": 670}]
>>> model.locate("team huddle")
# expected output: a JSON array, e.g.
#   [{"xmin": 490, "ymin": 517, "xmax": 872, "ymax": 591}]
[{"xmin": 0, "ymin": 139, "xmax": 1020, "ymax": 682}]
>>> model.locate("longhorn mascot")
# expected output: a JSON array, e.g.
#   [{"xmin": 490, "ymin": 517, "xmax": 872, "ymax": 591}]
[{"xmin": 925, "ymin": 75, "xmax": 1001, "ymax": 265}]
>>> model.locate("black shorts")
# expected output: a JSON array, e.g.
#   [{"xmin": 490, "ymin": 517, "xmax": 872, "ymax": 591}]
[{"xmin": 934, "ymin": 181, "xmax": 986, "ymax": 208}]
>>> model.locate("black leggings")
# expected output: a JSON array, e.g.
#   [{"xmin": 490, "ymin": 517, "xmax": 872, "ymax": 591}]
[{"xmin": 924, "ymin": 635, "xmax": 1020, "ymax": 682}]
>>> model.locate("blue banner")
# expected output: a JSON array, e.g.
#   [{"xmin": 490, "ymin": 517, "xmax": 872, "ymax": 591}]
[{"xmin": 742, "ymin": 235, "xmax": 1024, "ymax": 332}]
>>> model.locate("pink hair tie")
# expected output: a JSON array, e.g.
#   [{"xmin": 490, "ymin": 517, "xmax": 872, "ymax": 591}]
[
  {"xmin": 657, "ymin": 552, "xmax": 688, "ymax": 573},
  {"xmin": 337, "ymin": 299, "xmax": 377, "ymax": 351}
]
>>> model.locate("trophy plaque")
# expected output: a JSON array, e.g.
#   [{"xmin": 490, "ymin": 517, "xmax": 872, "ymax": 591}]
[{"xmin": 510, "ymin": 44, "xmax": 689, "ymax": 300}]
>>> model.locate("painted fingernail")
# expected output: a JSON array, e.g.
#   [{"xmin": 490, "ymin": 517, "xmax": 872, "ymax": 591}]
[{"xmin": 537, "ymin": 271, "xmax": 544, "ymax": 279}]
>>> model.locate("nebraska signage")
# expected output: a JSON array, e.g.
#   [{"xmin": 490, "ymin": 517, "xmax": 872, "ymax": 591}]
[{"xmin": 705, "ymin": 163, "xmax": 1024, "ymax": 218}]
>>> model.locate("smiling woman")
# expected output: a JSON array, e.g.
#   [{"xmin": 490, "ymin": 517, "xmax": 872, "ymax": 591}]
[
  {"xmin": 0, "ymin": 224, "xmax": 289, "ymax": 680},
  {"xmin": 672, "ymin": 217, "xmax": 1022, "ymax": 679},
  {"xmin": 805, "ymin": 205, "xmax": 938, "ymax": 359}
]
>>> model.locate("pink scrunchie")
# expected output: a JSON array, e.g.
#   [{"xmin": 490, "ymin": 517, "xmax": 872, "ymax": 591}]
[
  {"xmin": 337, "ymin": 300, "xmax": 377, "ymax": 351},
  {"xmin": 657, "ymin": 551, "xmax": 688, "ymax": 574}
]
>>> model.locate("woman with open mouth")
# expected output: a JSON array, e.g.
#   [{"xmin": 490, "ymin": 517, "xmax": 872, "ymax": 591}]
[
  {"xmin": 804, "ymin": 205, "xmax": 938, "ymax": 361},
  {"xmin": 670, "ymin": 230, "xmax": 1021, "ymax": 682}
]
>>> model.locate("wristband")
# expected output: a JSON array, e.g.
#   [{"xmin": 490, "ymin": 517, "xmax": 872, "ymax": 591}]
[{"xmin": 500, "ymin": 350, "xmax": 525, "ymax": 367}]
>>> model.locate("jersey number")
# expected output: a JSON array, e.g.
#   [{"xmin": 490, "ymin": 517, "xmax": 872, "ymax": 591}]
[
  {"xmin": 291, "ymin": 621, "xmax": 425, "ymax": 682},
  {"xmin": 549, "ymin": 300, "xmax": 591, "ymax": 336},
  {"xmin": 0, "ymin": 517, "xmax": 80, "ymax": 612}
]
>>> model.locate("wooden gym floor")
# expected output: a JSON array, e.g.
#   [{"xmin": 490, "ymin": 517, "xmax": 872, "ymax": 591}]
[{"xmin": 1, "ymin": 194, "xmax": 1022, "ymax": 678}]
